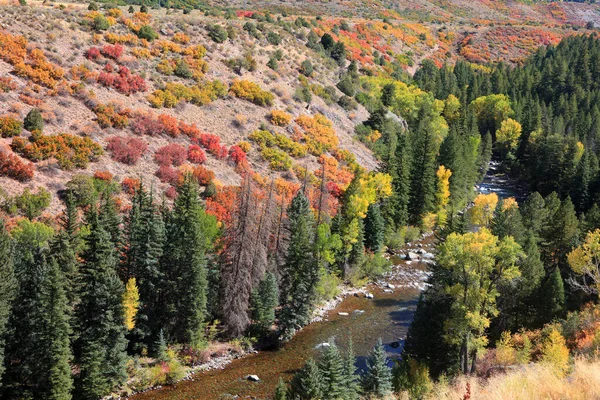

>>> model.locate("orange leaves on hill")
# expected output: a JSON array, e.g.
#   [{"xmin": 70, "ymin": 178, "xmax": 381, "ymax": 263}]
[
  {"xmin": 206, "ymin": 185, "xmax": 236, "ymax": 225},
  {"xmin": 0, "ymin": 115, "xmax": 22, "ymax": 138},
  {"xmin": 0, "ymin": 150, "xmax": 34, "ymax": 181},
  {"xmin": 11, "ymin": 133, "xmax": 103, "ymax": 170},
  {"xmin": 294, "ymin": 113, "xmax": 339, "ymax": 156},
  {"xmin": 94, "ymin": 103, "xmax": 131, "ymax": 129},
  {"xmin": 0, "ymin": 31, "xmax": 64, "ymax": 88},
  {"xmin": 122, "ymin": 177, "xmax": 141, "ymax": 195},
  {"xmin": 0, "ymin": 77, "xmax": 16, "ymax": 93},
  {"xmin": 229, "ymin": 79, "xmax": 274, "ymax": 107},
  {"xmin": 100, "ymin": 44, "xmax": 125, "ymax": 60}
]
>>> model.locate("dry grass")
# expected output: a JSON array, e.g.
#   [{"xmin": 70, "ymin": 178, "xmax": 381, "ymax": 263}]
[{"xmin": 422, "ymin": 359, "xmax": 600, "ymax": 400}]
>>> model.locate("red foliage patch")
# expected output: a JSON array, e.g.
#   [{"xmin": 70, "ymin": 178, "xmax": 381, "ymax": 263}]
[
  {"xmin": 0, "ymin": 150, "xmax": 34, "ymax": 181},
  {"xmin": 97, "ymin": 64, "xmax": 146, "ymax": 95},
  {"xmin": 155, "ymin": 165, "xmax": 179, "ymax": 184},
  {"xmin": 187, "ymin": 144, "xmax": 206, "ymax": 164},
  {"xmin": 195, "ymin": 133, "xmax": 228, "ymax": 159},
  {"xmin": 85, "ymin": 47, "xmax": 101, "ymax": 61},
  {"xmin": 164, "ymin": 185, "xmax": 177, "ymax": 199},
  {"xmin": 107, "ymin": 136, "xmax": 148, "ymax": 165},
  {"xmin": 154, "ymin": 143, "xmax": 186, "ymax": 166},
  {"xmin": 100, "ymin": 44, "xmax": 124, "ymax": 60}
]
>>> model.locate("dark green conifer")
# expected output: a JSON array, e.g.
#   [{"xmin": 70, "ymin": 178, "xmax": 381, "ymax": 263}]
[
  {"xmin": 362, "ymin": 338, "xmax": 393, "ymax": 396},
  {"xmin": 0, "ymin": 221, "xmax": 15, "ymax": 388},
  {"xmin": 318, "ymin": 343, "xmax": 345, "ymax": 399},
  {"xmin": 364, "ymin": 203, "xmax": 385, "ymax": 253},
  {"xmin": 288, "ymin": 358, "xmax": 323, "ymax": 400}
]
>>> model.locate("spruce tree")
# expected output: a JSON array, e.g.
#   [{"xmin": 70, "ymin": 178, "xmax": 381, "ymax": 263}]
[
  {"xmin": 288, "ymin": 358, "xmax": 323, "ymax": 400},
  {"xmin": 408, "ymin": 111, "xmax": 437, "ymax": 224},
  {"xmin": 3, "ymin": 247, "xmax": 72, "ymax": 399},
  {"xmin": 250, "ymin": 272, "xmax": 278, "ymax": 332},
  {"xmin": 124, "ymin": 185, "xmax": 165, "ymax": 349},
  {"xmin": 23, "ymin": 107, "xmax": 43, "ymax": 132},
  {"xmin": 274, "ymin": 378, "xmax": 287, "ymax": 400},
  {"xmin": 362, "ymin": 339, "xmax": 393, "ymax": 396},
  {"xmin": 342, "ymin": 339, "xmax": 360, "ymax": 400},
  {"xmin": 0, "ymin": 221, "xmax": 14, "ymax": 388},
  {"xmin": 540, "ymin": 267, "xmax": 566, "ymax": 322},
  {"xmin": 364, "ymin": 203, "xmax": 385, "ymax": 253},
  {"xmin": 383, "ymin": 132, "xmax": 411, "ymax": 228},
  {"xmin": 162, "ymin": 176, "xmax": 218, "ymax": 346},
  {"xmin": 318, "ymin": 342, "xmax": 345, "ymax": 400},
  {"xmin": 75, "ymin": 210, "xmax": 127, "ymax": 399},
  {"xmin": 279, "ymin": 191, "xmax": 318, "ymax": 339}
]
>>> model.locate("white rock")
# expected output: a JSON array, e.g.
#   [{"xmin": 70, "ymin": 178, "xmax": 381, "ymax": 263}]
[
  {"xmin": 338, "ymin": 312, "xmax": 349, "ymax": 316},
  {"xmin": 365, "ymin": 293, "xmax": 374, "ymax": 299},
  {"xmin": 315, "ymin": 342, "xmax": 331, "ymax": 349},
  {"xmin": 247, "ymin": 375, "xmax": 260, "ymax": 382},
  {"xmin": 386, "ymin": 283, "xmax": 396, "ymax": 289}
]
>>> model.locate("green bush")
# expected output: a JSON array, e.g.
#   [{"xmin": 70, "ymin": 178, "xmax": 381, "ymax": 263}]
[
  {"xmin": 267, "ymin": 31, "xmax": 281, "ymax": 45},
  {"xmin": 92, "ymin": 15, "xmax": 110, "ymax": 31},
  {"xmin": 300, "ymin": 59, "xmax": 313, "ymax": 76},
  {"xmin": 23, "ymin": 108, "xmax": 43, "ymax": 132},
  {"xmin": 137, "ymin": 25, "xmax": 158, "ymax": 41},
  {"xmin": 14, "ymin": 187, "xmax": 51, "ymax": 220},
  {"xmin": 315, "ymin": 271, "xmax": 341, "ymax": 304},
  {"xmin": 208, "ymin": 24, "xmax": 228, "ymax": 43},
  {"xmin": 174, "ymin": 59, "xmax": 193, "ymax": 79},
  {"xmin": 260, "ymin": 147, "xmax": 292, "ymax": 171}
]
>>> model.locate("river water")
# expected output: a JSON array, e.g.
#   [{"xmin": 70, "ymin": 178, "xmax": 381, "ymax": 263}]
[
  {"xmin": 130, "ymin": 249, "xmax": 433, "ymax": 400},
  {"xmin": 131, "ymin": 163, "xmax": 517, "ymax": 400}
]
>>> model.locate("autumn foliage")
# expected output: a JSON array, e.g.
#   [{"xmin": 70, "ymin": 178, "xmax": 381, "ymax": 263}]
[
  {"xmin": 0, "ymin": 150, "xmax": 34, "ymax": 181},
  {"xmin": 11, "ymin": 134, "xmax": 103, "ymax": 170},
  {"xmin": 107, "ymin": 136, "xmax": 148, "ymax": 165},
  {"xmin": 0, "ymin": 115, "xmax": 22, "ymax": 138},
  {"xmin": 154, "ymin": 143, "xmax": 186, "ymax": 166},
  {"xmin": 187, "ymin": 144, "xmax": 206, "ymax": 164},
  {"xmin": 97, "ymin": 64, "xmax": 147, "ymax": 95}
]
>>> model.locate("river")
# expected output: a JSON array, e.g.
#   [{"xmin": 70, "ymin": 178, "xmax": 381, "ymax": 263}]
[{"xmin": 131, "ymin": 164, "xmax": 517, "ymax": 400}]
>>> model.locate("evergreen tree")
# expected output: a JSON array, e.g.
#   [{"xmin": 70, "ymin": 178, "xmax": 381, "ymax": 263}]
[
  {"xmin": 274, "ymin": 378, "xmax": 287, "ymax": 400},
  {"xmin": 0, "ymin": 221, "xmax": 14, "ymax": 388},
  {"xmin": 75, "ymin": 210, "xmax": 127, "ymax": 399},
  {"xmin": 381, "ymin": 83, "xmax": 396, "ymax": 107},
  {"xmin": 362, "ymin": 339, "xmax": 393, "ymax": 396},
  {"xmin": 540, "ymin": 267, "xmax": 566, "ymax": 322},
  {"xmin": 249, "ymin": 272, "xmax": 279, "ymax": 332},
  {"xmin": 124, "ymin": 185, "xmax": 165, "ymax": 349},
  {"xmin": 289, "ymin": 358, "xmax": 323, "ymax": 400},
  {"xmin": 3, "ymin": 247, "xmax": 72, "ymax": 399},
  {"xmin": 383, "ymin": 132, "xmax": 411, "ymax": 228},
  {"xmin": 23, "ymin": 108, "xmax": 43, "ymax": 132},
  {"xmin": 162, "ymin": 176, "xmax": 218, "ymax": 346},
  {"xmin": 154, "ymin": 329, "xmax": 168, "ymax": 363},
  {"xmin": 318, "ymin": 342, "xmax": 346, "ymax": 400},
  {"xmin": 342, "ymin": 339, "xmax": 359, "ymax": 400},
  {"xmin": 364, "ymin": 203, "xmax": 385, "ymax": 253},
  {"xmin": 279, "ymin": 192, "xmax": 318, "ymax": 339},
  {"xmin": 409, "ymin": 109, "xmax": 437, "ymax": 224}
]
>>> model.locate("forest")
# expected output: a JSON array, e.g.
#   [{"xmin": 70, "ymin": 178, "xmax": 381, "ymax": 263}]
[{"xmin": 1, "ymin": 1, "xmax": 600, "ymax": 399}]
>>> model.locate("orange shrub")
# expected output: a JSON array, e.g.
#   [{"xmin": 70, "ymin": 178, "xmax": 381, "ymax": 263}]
[
  {"xmin": 94, "ymin": 103, "xmax": 131, "ymax": 129},
  {"xmin": 12, "ymin": 133, "xmax": 103, "ymax": 170},
  {"xmin": 0, "ymin": 150, "xmax": 34, "ymax": 181},
  {"xmin": 269, "ymin": 110, "xmax": 292, "ymax": 126},
  {"xmin": 172, "ymin": 32, "xmax": 190, "ymax": 44},
  {"xmin": 0, "ymin": 116, "xmax": 22, "ymax": 138},
  {"xmin": 94, "ymin": 170, "xmax": 113, "ymax": 181},
  {"xmin": 191, "ymin": 164, "xmax": 215, "ymax": 185},
  {"xmin": 0, "ymin": 77, "xmax": 16, "ymax": 92},
  {"xmin": 122, "ymin": 177, "xmax": 141, "ymax": 195}
]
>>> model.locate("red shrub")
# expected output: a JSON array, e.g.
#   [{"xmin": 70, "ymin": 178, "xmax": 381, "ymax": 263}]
[
  {"xmin": 326, "ymin": 181, "xmax": 342, "ymax": 198},
  {"xmin": 196, "ymin": 133, "xmax": 227, "ymax": 158},
  {"xmin": 97, "ymin": 65, "xmax": 146, "ymax": 95},
  {"xmin": 107, "ymin": 136, "xmax": 148, "ymax": 165},
  {"xmin": 164, "ymin": 185, "xmax": 177, "ymax": 199},
  {"xmin": 187, "ymin": 145, "xmax": 206, "ymax": 164},
  {"xmin": 191, "ymin": 165, "xmax": 215, "ymax": 185},
  {"xmin": 155, "ymin": 165, "xmax": 179, "ymax": 184},
  {"xmin": 100, "ymin": 44, "xmax": 124, "ymax": 60},
  {"xmin": 0, "ymin": 151, "xmax": 34, "ymax": 181},
  {"xmin": 154, "ymin": 143, "xmax": 186, "ymax": 166},
  {"xmin": 131, "ymin": 112, "xmax": 163, "ymax": 136},
  {"xmin": 122, "ymin": 177, "xmax": 141, "ymax": 195},
  {"xmin": 85, "ymin": 47, "xmax": 101, "ymax": 60},
  {"xmin": 228, "ymin": 145, "xmax": 247, "ymax": 165},
  {"xmin": 94, "ymin": 170, "xmax": 113, "ymax": 181}
]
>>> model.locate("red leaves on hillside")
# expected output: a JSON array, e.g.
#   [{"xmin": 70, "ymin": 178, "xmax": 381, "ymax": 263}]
[
  {"xmin": 107, "ymin": 136, "xmax": 148, "ymax": 165},
  {"xmin": 100, "ymin": 44, "xmax": 124, "ymax": 60},
  {"xmin": 154, "ymin": 143, "xmax": 186, "ymax": 166},
  {"xmin": 97, "ymin": 64, "xmax": 146, "ymax": 95},
  {"xmin": 187, "ymin": 144, "xmax": 206, "ymax": 164}
]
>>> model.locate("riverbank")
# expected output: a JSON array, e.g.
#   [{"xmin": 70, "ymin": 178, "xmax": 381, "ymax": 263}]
[{"xmin": 125, "ymin": 236, "xmax": 435, "ymax": 399}]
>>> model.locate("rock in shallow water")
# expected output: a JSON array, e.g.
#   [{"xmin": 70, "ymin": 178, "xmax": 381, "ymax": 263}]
[{"xmin": 246, "ymin": 375, "xmax": 260, "ymax": 382}]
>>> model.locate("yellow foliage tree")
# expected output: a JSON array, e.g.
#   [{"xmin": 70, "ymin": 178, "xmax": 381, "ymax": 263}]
[
  {"xmin": 470, "ymin": 193, "xmax": 499, "ymax": 227},
  {"xmin": 443, "ymin": 94, "xmax": 461, "ymax": 123},
  {"xmin": 496, "ymin": 118, "xmax": 522, "ymax": 153},
  {"xmin": 495, "ymin": 331, "xmax": 517, "ymax": 367},
  {"xmin": 567, "ymin": 229, "xmax": 600, "ymax": 294},
  {"xmin": 540, "ymin": 328, "xmax": 570, "ymax": 376},
  {"xmin": 123, "ymin": 277, "xmax": 140, "ymax": 331},
  {"xmin": 435, "ymin": 165, "xmax": 452, "ymax": 227}
]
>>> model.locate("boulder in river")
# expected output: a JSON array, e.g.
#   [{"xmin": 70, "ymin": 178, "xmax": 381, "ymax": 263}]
[
  {"xmin": 365, "ymin": 293, "xmax": 374, "ymax": 299},
  {"xmin": 353, "ymin": 309, "xmax": 365, "ymax": 315},
  {"xmin": 315, "ymin": 342, "xmax": 331, "ymax": 349},
  {"xmin": 386, "ymin": 283, "xmax": 396, "ymax": 289},
  {"xmin": 246, "ymin": 375, "xmax": 260, "ymax": 382},
  {"xmin": 406, "ymin": 252, "xmax": 420, "ymax": 261},
  {"xmin": 421, "ymin": 252, "xmax": 435, "ymax": 259},
  {"xmin": 338, "ymin": 312, "xmax": 349, "ymax": 316}
]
